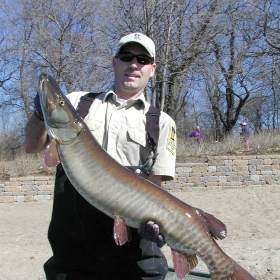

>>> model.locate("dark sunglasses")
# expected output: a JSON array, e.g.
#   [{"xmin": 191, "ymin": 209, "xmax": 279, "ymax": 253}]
[{"xmin": 117, "ymin": 52, "xmax": 154, "ymax": 65}]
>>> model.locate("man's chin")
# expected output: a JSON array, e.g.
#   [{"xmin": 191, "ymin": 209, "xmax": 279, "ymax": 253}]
[{"xmin": 123, "ymin": 83, "xmax": 140, "ymax": 91}]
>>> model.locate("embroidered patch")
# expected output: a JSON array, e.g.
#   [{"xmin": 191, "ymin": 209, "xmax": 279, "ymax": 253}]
[{"xmin": 166, "ymin": 123, "xmax": 176, "ymax": 155}]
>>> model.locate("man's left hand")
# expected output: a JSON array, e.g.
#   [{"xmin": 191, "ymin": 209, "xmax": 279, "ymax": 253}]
[{"xmin": 138, "ymin": 221, "xmax": 165, "ymax": 248}]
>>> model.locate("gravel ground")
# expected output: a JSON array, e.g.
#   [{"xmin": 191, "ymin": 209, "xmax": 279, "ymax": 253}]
[{"xmin": 0, "ymin": 186, "xmax": 279, "ymax": 280}]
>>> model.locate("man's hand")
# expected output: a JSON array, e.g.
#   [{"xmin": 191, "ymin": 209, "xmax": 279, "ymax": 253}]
[
  {"xmin": 138, "ymin": 221, "xmax": 165, "ymax": 248},
  {"xmin": 34, "ymin": 92, "xmax": 43, "ymax": 120}
]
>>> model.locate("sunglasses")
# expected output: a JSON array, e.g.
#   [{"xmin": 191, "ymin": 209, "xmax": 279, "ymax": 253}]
[{"xmin": 117, "ymin": 52, "xmax": 154, "ymax": 65}]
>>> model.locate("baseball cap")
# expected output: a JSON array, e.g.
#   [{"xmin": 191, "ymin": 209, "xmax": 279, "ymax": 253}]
[{"xmin": 116, "ymin": 33, "xmax": 156, "ymax": 59}]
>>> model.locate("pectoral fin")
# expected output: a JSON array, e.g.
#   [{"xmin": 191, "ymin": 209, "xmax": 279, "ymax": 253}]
[
  {"xmin": 171, "ymin": 249, "xmax": 198, "ymax": 280},
  {"xmin": 113, "ymin": 216, "xmax": 131, "ymax": 246},
  {"xmin": 45, "ymin": 141, "xmax": 60, "ymax": 167}
]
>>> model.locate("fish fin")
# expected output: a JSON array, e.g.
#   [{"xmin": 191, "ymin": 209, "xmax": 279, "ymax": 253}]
[
  {"xmin": 196, "ymin": 208, "xmax": 227, "ymax": 240},
  {"xmin": 113, "ymin": 216, "xmax": 129, "ymax": 246},
  {"xmin": 185, "ymin": 253, "xmax": 198, "ymax": 270},
  {"xmin": 44, "ymin": 141, "xmax": 60, "ymax": 167},
  {"xmin": 230, "ymin": 259, "xmax": 256, "ymax": 280},
  {"xmin": 171, "ymin": 249, "xmax": 198, "ymax": 280}
]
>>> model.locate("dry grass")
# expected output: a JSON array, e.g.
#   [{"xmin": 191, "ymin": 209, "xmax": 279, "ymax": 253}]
[
  {"xmin": 177, "ymin": 130, "xmax": 280, "ymax": 161},
  {"xmin": 0, "ymin": 131, "xmax": 279, "ymax": 180},
  {"xmin": 0, "ymin": 153, "xmax": 55, "ymax": 181}
]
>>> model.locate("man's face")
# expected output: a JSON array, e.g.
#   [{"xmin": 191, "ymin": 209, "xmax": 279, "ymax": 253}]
[{"xmin": 112, "ymin": 43, "xmax": 156, "ymax": 99}]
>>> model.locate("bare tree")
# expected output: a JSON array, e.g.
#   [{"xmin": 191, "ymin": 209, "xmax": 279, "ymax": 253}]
[
  {"xmin": 24, "ymin": 0, "xmax": 112, "ymax": 91},
  {"xmin": 104, "ymin": 0, "xmax": 221, "ymax": 122},
  {"xmin": 1, "ymin": 0, "xmax": 280, "ymax": 157},
  {"xmin": 1, "ymin": 0, "xmax": 115, "ymax": 116},
  {"xmin": 259, "ymin": 0, "xmax": 280, "ymax": 54},
  {"xmin": 254, "ymin": 0, "xmax": 280, "ymax": 129},
  {"xmin": 194, "ymin": 1, "xmax": 265, "ymax": 138}
]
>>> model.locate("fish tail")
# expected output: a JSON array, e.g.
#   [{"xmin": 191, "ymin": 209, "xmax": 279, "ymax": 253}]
[
  {"xmin": 231, "ymin": 260, "xmax": 256, "ymax": 280},
  {"xmin": 212, "ymin": 259, "xmax": 255, "ymax": 280}
]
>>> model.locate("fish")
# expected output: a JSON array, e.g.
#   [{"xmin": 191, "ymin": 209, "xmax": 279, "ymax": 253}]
[{"xmin": 38, "ymin": 72, "xmax": 256, "ymax": 280}]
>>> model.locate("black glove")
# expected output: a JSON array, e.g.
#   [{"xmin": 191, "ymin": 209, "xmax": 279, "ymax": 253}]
[
  {"xmin": 33, "ymin": 92, "xmax": 44, "ymax": 120},
  {"xmin": 138, "ymin": 221, "xmax": 165, "ymax": 248}
]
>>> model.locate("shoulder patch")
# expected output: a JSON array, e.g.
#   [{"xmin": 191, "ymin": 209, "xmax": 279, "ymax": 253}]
[{"xmin": 166, "ymin": 123, "xmax": 176, "ymax": 155}]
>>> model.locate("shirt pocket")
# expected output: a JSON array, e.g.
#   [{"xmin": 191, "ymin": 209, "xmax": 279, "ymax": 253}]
[
  {"xmin": 124, "ymin": 127, "xmax": 150, "ymax": 166},
  {"xmin": 127, "ymin": 127, "xmax": 148, "ymax": 148}
]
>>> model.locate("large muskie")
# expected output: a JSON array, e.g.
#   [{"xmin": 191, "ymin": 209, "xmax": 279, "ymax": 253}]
[{"xmin": 38, "ymin": 73, "xmax": 255, "ymax": 280}]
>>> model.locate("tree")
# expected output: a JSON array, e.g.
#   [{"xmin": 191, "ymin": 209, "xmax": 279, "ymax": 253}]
[
  {"xmin": 103, "ymin": 0, "xmax": 222, "ymax": 122},
  {"xmin": 1, "ymin": 0, "xmax": 280, "ymax": 155},
  {"xmin": 1, "ymin": 0, "xmax": 115, "ymax": 117},
  {"xmin": 255, "ymin": 0, "xmax": 280, "ymax": 129},
  {"xmin": 259, "ymin": 0, "xmax": 280, "ymax": 54},
  {"xmin": 193, "ymin": 1, "xmax": 267, "ymax": 138}
]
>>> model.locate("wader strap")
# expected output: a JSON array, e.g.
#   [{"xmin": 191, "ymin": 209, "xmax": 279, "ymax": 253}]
[
  {"xmin": 145, "ymin": 106, "xmax": 161, "ymax": 172},
  {"xmin": 76, "ymin": 92, "xmax": 103, "ymax": 118},
  {"xmin": 145, "ymin": 105, "xmax": 160, "ymax": 148}
]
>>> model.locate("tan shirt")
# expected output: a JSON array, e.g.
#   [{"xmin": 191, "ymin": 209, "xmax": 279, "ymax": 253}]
[{"xmin": 67, "ymin": 89, "xmax": 176, "ymax": 181}]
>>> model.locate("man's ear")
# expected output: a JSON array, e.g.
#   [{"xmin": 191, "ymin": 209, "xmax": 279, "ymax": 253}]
[{"xmin": 149, "ymin": 63, "xmax": 157, "ymax": 78}]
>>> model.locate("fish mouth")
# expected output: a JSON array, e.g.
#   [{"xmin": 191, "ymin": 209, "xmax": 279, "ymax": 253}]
[
  {"xmin": 38, "ymin": 73, "xmax": 69, "ymax": 129},
  {"xmin": 39, "ymin": 73, "xmax": 56, "ymax": 115}
]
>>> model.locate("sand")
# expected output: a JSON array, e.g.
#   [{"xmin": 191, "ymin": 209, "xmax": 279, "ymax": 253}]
[{"xmin": 0, "ymin": 185, "xmax": 279, "ymax": 280}]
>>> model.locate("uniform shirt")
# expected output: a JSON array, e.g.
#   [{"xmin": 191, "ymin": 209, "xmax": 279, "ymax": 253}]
[{"xmin": 67, "ymin": 89, "xmax": 176, "ymax": 181}]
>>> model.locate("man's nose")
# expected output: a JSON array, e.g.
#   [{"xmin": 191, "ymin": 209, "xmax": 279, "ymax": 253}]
[{"xmin": 129, "ymin": 59, "xmax": 139, "ymax": 67}]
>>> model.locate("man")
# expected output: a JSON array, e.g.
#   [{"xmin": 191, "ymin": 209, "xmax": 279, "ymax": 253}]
[{"xmin": 25, "ymin": 33, "xmax": 176, "ymax": 279}]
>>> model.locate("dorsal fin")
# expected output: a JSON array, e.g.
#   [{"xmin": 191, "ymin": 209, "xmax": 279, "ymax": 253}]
[{"xmin": 195, "ymin": 208, "xmax": 227, "ymax": 240}]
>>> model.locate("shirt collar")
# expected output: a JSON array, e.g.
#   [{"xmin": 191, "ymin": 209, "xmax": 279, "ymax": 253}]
[{"xmin": 102, "ymin": 88, "xmax": 147, "ymax": 109}]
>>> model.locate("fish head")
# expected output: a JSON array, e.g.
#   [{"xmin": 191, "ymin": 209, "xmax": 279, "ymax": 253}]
[{"xmin": 38, "ymin": 73, "xmax": 83, "ymax": 144}]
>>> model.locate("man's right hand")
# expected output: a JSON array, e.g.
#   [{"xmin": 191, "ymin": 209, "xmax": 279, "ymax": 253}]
[
  {"xmin": 34, "ymin": 92, "xmax": 44, "ymax": 120},
  {"xmin": 24, "ymin": 92, "xmax": 48, "ymax": 154}
]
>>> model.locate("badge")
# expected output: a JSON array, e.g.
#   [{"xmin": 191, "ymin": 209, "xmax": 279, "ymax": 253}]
[{"xmin": 166, "ymin": 123, "xmax": 176, "ymax": 155}]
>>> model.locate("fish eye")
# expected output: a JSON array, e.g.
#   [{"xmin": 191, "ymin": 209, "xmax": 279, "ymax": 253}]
[{"xmin": 58, "ymin": 96, "xmax": 65, "ymax": 107}]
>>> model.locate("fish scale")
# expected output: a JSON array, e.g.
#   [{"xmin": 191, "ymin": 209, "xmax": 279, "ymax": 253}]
[{"xmin": 39, "ymin": 73, "xmax": 256, "ymax": 280}]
